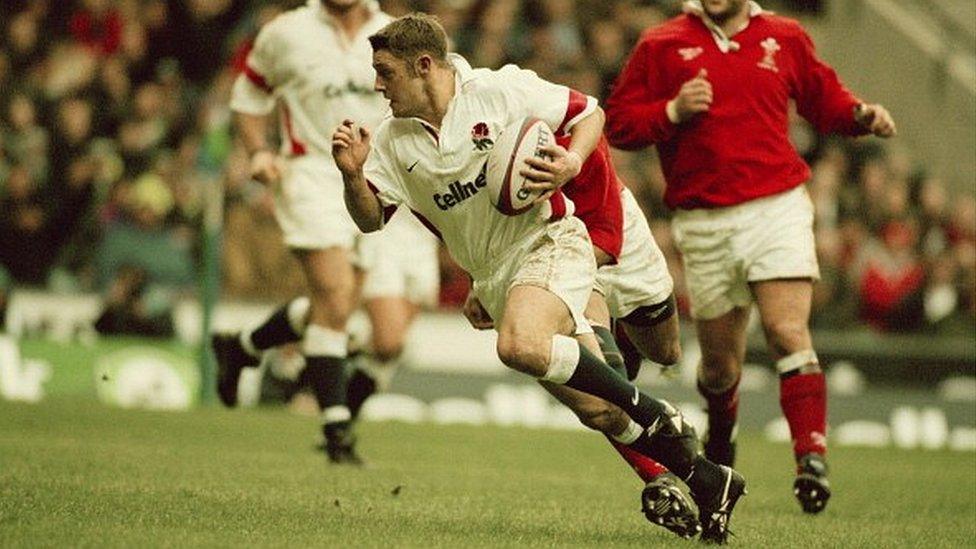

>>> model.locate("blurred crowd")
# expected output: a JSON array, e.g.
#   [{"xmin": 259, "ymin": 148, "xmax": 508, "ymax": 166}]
[{"xmin": 0, "ymin": 0, "xmax": 972, "ymax": 336}]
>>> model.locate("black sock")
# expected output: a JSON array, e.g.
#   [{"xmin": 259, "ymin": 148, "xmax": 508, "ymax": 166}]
[
  {"xmin": 625, "ymin": 401, "xmax": 702, "ymax": 479},
  {"xmin": 303, "ymin": 356, "xmax": 350, "ymax": 438},
  {"xmin": 250, "ymin": 299, "xmax": 304, "ymax": 351},
  {"xmin": 593, "ymin": 325, "xmax": 626, "ymax": 379},
  {"xmin": 563, "ymin": 344, "xmax": 669, "ymax": 428},
  {"xmin": 346, "ymin": 369, "xmax": 377, "ymax": 420}
]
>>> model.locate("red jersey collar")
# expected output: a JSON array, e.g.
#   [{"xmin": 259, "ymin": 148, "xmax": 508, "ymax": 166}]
[{"xmin": 682, "ymin": 1, "xmax": 766, "ymax": 53}]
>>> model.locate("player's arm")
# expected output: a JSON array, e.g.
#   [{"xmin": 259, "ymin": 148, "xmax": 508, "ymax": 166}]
[
  {"xmin": 333, "ymin": 120, "xmax": 384, "ymax": 233},
  {"xmin": 230, "ymin": 23, "xmax": 285, "ymax": 186},
  {"xmin": 792, "ymin": 29, "xmax": 895, "ymax": 138},
  {"xmin": 235, "ymin": 111, "xmax": 283, "ymax": 186},
  {"xmin": 604, "ymin": 36, "xmax": 681, "ymax": 150}
]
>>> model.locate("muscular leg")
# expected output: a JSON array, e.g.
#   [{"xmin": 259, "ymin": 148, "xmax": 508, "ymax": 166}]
[
  {"xmin": 752, "ymin": 278, "xmax": 830, "ymax": 513},
  {"xmin": 496, "ymin": 285, "xmax": 726, "ymax": 493},
  {"xmin": 751, "ymin": 278, "xmax": 824, "ymax": 458},
  {"xmin": 347, "ymin": 296, "xmax": 419, "ymax": 419},
  {"xmin": 695, "ymin": 306, "xmax": 751, "ymax": 466},
  {"xmin": 295, "ymin": 247, "xmax": 360, "ymax": 462},
  {"xmin": 582, "ymin": 292, "xmax": 670, "ymax": 481}
]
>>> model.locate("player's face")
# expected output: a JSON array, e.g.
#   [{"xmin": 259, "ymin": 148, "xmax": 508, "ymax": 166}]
[
  {"xmin": 372, "ymin": 50, "xmax": 426, "ymax": 118},
  {"xmin": 701, "ymin": 0, "xmax": 747, "ymax": 23}
]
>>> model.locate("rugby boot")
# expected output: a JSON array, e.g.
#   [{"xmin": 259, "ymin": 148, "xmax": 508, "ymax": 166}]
[
  {"xmin": 692, "ymin": 464, "xmax": 747, "ymax": 545},
  {"xmin": 211, "ymin": 333, "xmax": 259, "ymax": 407},
  {"xmin": 794, "ymin": 453, "xmax": 830, "ymax": 514},
  {"xmin": 640, "ymin": 473, "xmax": 701, "ymax": 539}
]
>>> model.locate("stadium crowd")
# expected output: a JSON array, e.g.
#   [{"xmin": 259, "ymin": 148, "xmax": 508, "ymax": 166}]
[{"xmin": 0, "ymin": 0, "xmax": 973, "ymax": 336}]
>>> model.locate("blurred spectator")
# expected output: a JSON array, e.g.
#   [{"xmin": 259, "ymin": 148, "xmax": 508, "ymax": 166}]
[
  {"xmin": 69, "ymin": 0, "xmax": 125, "ymax": 57},
  {"xmin": 95, "ymin": 173, "xmax": 194, "ymax": 290},
  {"xmin": 2, "ymin": 91, "xmax": 49, "ymax": 183}
]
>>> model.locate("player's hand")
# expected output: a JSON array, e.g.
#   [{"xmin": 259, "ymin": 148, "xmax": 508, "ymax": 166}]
[
  {"xmin": 249, "ymin": 150, "xmax": 284, "ymax": 186},
  {"xmin": 520, "ymin": 144, "xmax": 583, "ymax": 203},
  {"xmin": 463, "ymin": 292, "xmax": 494, "ymax": 330},
  {"xmin": 854, "ymin": 103, "xmax": 896, "ymax": 138},
  {"xmin": 668, "ymin": 68, "xmax": 712, "ymax": 123},
  {"xmin": 332, "ymin": 119, "xmax": 371, "ymax": 175}
]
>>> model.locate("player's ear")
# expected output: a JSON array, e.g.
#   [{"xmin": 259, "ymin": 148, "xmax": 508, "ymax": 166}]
[{"xmin": 416, "ymin": 54, "xmax": 432, "ymax": 76}]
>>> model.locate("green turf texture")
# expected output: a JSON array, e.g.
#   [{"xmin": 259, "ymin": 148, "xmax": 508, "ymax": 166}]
[{"xmin": 1, "ymin": 398, "xmax": 973, "ymax": 547}]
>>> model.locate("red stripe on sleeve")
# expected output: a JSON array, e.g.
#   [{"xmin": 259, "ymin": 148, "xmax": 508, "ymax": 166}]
[
  {"xmin": 366, "ymin": 180, "xmax": 399, "ymax": 223},
  {"xmin": 547, "ymin": 191, "xmax": 568, "ymax": 220},
  {"xmin": 244, "ymin": 64, "xmax": 272, "ymax": 93},
  {"xmin": 409, "ymin": 209, "xmax": 443, "ymax": 242},
  {"xmin": 280, "ymin": 104, "xmax": 306, "ymax": 157},
  {"xmin": 557, "ymin": 89, "xmax": 589, "ymax": 135}
]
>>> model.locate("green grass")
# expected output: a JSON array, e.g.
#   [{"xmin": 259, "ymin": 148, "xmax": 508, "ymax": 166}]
[{"xmin": 1, "ymin": 398, "xmax": 973, "ymax": 547}]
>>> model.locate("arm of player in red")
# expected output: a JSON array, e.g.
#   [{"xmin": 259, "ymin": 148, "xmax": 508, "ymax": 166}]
[{"xmin": 604, "ymin": 37, "xmax": 681, "ymax": 150}]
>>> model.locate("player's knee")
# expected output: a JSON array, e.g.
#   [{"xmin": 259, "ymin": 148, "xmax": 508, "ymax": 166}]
[
  {"xmin": 761, "ymin": 318, "xmax": 810, "ymax": 357},
  {"xmin": 652, "ymin": 339, "xmax": 682, "ymax": 367},
  {"xmin": 372, "ymin": 338, "xmax": 405, "ymax": 362},
  {"xmin": 698, "ymin": 357, "xmax": 739, "ymax": 391},
  {"xmin": 496, "ymin": 331, "xmax": 547, "ymax": 376}
]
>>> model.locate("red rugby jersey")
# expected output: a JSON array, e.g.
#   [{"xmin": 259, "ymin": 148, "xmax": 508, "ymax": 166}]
[
  {"xmin": 558, "ymin": 134, "xmax": 624, "ymax": 262},
  {"xmin": 605, "ymin": 10, "xmax": 868, "ymax": 210}
]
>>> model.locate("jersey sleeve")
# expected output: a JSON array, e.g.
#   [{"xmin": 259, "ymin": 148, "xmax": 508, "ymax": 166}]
[
  {"xmin": 790, "ymin": 28, "xmax": 867, "ymax": 136},
  {"xmin": 363, "ymin": 127, "xmax": 404, "ymax": 223},
  {"xmin": 496, "ymin": 65, "xmax": 598, "ymax": 135},
  {"xmin": 604, "ymin": 35, "xmax": 679, "ymax": 150},
  {"xmin": 229, "ymin": 22, "xmax": 282, "ymax": 115}
]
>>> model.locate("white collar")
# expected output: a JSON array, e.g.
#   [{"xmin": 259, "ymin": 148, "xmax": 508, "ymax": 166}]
[{"xmin": 683, "ymin": 0, "xmax": 765, "ymax": 53}]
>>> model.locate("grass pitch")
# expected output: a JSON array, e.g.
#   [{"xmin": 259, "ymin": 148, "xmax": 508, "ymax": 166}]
[{"xmin": 1, "ymin": 397, "xmax": 974, "ymax": 547}]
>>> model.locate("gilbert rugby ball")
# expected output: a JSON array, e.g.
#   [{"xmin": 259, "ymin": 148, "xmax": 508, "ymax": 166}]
[{"xmin": 486, "ymin": 117, "xmax": 555, "ymax": 216}]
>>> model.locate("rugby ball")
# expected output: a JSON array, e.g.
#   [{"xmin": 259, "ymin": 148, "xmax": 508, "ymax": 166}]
[{"xmin": 486, "ymin": 117, "xmax": 555, "ymax": 216}]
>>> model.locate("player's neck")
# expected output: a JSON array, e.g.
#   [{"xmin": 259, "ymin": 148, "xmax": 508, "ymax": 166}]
[
  {"xmin": 416, "ymin": 68, "xmax": 456, "ymax": 130},
  {"xmin": 326, "ymin": 3, "xmax": 370, "ymax": 37},
  {"xmin": 711, "ymin": 6, "xmax": 750, "ymax": 37}
]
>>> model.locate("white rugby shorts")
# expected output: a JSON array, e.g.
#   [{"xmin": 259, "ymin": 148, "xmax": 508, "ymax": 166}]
[
  {"xmin": 595, "ymin": 187, "xmax": 674, "ymax": 319},
  {"xmin": 671, "ymin": 185, "xmax": 820, "ymax": 320},
  {"xmin": 357, "ymin": 211, "xmax": 440, "ymax": 307},
  {"xmin": 274, "ymin": 156, "xmax": 361, "ymax": 250},
  {"xmin": 472, "ymin": 217, "xmax": 595, "ymax": 335}
]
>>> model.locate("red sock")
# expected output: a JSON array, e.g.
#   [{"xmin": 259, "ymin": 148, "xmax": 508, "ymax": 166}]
[
  {"xmin": 697, "ymin": 376, "xmax": 740, "ymax": 441},
  {"xmin": 609, "ymin": 439, "xmax": 668, "ymax": 482},
  {"xmin": 779, "ymin": 372, "xmax": 827, "ymax": 459}
]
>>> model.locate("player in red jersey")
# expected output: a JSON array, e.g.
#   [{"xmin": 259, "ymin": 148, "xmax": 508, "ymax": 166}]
[{"xmin": 605, "ymin": 0, "xmax": 895, "ymax": 514}]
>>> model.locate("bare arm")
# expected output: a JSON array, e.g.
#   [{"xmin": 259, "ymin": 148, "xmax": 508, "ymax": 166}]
[
  {"xmin": 332, "ymin": 120, "xmax": 384, "ymax": 233},
  {"xmin": 234, "ymin": 111, "xmax": 282, "ymax": 185}
]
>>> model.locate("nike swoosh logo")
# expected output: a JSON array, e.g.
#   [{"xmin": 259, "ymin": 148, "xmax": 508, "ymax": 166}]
[
  {"xmin": 407, "ymin": 160, "xmax": 420, "ymax": 172},
  {"xmin": 631, "ymin": 386, "xmax": 640, "ymax": 406}
]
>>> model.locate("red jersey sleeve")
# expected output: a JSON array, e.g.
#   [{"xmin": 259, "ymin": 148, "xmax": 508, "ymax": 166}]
[
  {"xmin": 791, "ymin": 29, "xmax": 867, "ymax": 136},
  {"xmin": 605, "ymin": 36, "xmax": 678, "ymax": 150}
]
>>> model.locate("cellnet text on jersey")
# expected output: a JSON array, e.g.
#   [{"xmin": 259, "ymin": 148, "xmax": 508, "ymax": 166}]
[{"xmin": 433, "ymin": 162, "xmax": 487, "ymax": 211}]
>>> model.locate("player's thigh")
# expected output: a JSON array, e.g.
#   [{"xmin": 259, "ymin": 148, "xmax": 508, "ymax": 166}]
[
  {"xmin": 672, "ymin": 212, "xmax": 746, "ymax": 321},
  {"xmin": 496, "ymin": 284, "xmax": 579, "ymax": 375},
  {"xmin": 364, "ymin": 296, "xmax": 419, "ymax": 361},
  {"xmin": 695, "ymin": 306, "xmax": 751, "ymax": 382},
  {"xmin": 585, "ymin": 290, "xmax": 612, "ymax": 327},
  {"xmin": 750, "ymin": 278, "xmax": 814, "ymax": 357}
]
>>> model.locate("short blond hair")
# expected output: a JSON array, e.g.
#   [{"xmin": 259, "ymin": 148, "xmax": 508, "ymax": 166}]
[{"xmin": 368, "ymin": 12, "xmax": 448, "ymax": 65}]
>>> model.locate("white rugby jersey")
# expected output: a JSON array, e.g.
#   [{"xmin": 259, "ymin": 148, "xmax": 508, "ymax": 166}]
[
  {"xmin": 364, "ymin": 54, "xmax": 598, "ymax": 276},
  {"xmin": 230, "ymin": 0, "xmax": 391, "ymax": 161}
]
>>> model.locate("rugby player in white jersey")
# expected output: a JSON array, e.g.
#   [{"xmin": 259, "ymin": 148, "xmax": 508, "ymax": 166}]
[
  {"xmin": 212, "ymin": 0, "xmax": 437, "ymax": 464},
  {"xmin": 332, "ymin": 13, "xmax": 746, "ymax": 542}
]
